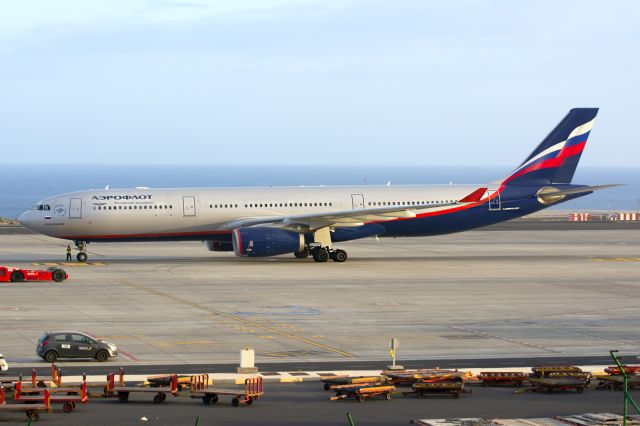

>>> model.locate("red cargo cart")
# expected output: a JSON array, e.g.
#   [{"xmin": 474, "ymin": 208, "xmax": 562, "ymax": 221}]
[
  {"xmin": 189, "ymin": 374, "xmax": 263, "ymax": 407},
  {"xmin": 0, "ymin": 386, "xmax": 50, "ymax": 421},
  {"xmin": 14, "ymin": 380, "xmax": 87, "ymax": 413},
  {"xmin": 104, "ymin": 369, "xmax": 178, "ymax": 403}
]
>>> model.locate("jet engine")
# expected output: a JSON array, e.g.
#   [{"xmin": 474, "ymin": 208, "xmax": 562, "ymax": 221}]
[
  {"xmin": 232, "ymin": 227, "xmax": 305, "ymax": 257},
  {"xmin": 204, "ymin": 241, "xmax": 234, "ymax": 251}
]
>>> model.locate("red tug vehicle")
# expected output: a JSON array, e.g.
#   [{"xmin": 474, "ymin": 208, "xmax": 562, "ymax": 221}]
[{"xmin": 0, "ymin": 266, "xmax": 67, "ymax": 283}]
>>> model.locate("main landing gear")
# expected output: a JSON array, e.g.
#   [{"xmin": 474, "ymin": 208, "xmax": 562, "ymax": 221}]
[
  {"xmin": 292, "ymin": 226, "xmax": 349, "ymax": 263},
  {"xmin": 74, "ymin": 241, "xmax": 88, "ymax": 263},
  {"xmin": 293, "ymin": 246, "xmax": 348, "ymax": 262}
]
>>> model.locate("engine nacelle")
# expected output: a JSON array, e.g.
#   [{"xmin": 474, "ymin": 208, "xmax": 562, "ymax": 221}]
[
  {"xmin": 204, "ymin": 241, "xmax": 234, "ymax": 252},
  {"xmin": 232, "ymin": 227, "xmax": 305, "ymax": 257}
]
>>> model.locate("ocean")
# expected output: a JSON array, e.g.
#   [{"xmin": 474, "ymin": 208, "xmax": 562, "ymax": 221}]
[{"xmin": 0, "ymin": 165, "xmax": 638, "ymax": 219}]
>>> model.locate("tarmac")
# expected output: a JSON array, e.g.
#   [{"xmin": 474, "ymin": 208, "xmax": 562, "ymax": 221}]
[{"xmin": 1, "ymin": 222, "xmax": 639, "ymax": 369}]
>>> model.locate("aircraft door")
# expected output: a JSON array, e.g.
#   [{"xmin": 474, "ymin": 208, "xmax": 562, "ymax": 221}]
[
  {"xmin": 488, "ymin": 190, "xmax": 501, "ymax": 211},
  {"xmin": 183, "ymin": 196, "xmax": 196, "ymax": 217},
  {"xmin": 69, "ymin": 198, "xmax": 82, "ymax": 219},
  {"xmin": 351, "ymin": 194, "xmax": 365, "ymax": 210}
]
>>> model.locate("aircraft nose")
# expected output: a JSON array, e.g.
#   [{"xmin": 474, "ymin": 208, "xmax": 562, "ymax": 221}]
[{"xmin": 17, "ymin": 211, "xmax": 34, "ymax": 229}]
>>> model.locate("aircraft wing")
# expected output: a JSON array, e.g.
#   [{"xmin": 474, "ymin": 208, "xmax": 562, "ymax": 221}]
[{"xmin": 219, "ymin": 187, "xmax": 488, "ymax": 232}]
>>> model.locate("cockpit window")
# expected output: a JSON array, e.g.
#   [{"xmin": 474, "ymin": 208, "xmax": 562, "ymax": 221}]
[{"xmin": 31, "ymin": 204, "xmax": 51, "ymax": 211}]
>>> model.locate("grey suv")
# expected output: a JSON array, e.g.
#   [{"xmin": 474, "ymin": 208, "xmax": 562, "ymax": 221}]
[{"xmin": 36, "ymin": 332, "xmax": 118, "ymax": 362}]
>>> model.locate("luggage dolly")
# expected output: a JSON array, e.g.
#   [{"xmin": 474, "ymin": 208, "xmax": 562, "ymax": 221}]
[
  {"xmin": 189, "ymin": 374, "xmax": 264, "ymax": 407},
  {"xmin": 402, "ymin": 382, "xmax": 471, "ymax": 399},
  {"xmin": 17, "ymin": 373, "xmax": 87, "ymax": 397},
  {"xmin": 477, "ymin": 372, "xmax": 528, "ymax": 387},
  {"xmin": 104, "ymin": 368, "xmax": 178, "ymax": 403},
  {"xmin": 519, "ymin": 377, "xmax": 588, "ymax": 394},
  {"xmin": 0, "ymin": 364, "xmax": 60, "ymax": 390},
  {"xmin": 0, "ymin": 386, "xmax": 51, "ymax": 421},
  {"xmin": 14, "ymin": 380, "xmax": 87, "ymax": 413},
  {"xmin": 320, "ymin": 376, "xmax": 381, "ymax": 391},
  {"xmin": 330, "ymin": 384, "xmax": 396, "ymax": 402}
]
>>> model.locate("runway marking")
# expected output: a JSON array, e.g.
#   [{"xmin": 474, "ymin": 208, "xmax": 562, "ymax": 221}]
[
  {"xmin": 118, "ymin": 279, "xmax": 354, "ymax": 358},
  {"xmin": 592, "ymin": 257, "xmax": 640, "ymax": 262},
  {"xmin": 118, "ymin": 349, "xmax": 139, "ymax": 362},
  {"xmin": 449, "ymin": 325, "xmax": 560, "ymax": 353}
]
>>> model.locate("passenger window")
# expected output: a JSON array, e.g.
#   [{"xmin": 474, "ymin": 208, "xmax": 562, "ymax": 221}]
[{"xmin": 54, "ymin": 334, "xmax": 68, "ymax": 342}]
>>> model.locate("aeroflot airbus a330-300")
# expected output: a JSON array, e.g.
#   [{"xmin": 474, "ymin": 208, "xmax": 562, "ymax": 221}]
[{"xmin": 19, "ymin": 108, "xmax": 618, "ymax": 263}]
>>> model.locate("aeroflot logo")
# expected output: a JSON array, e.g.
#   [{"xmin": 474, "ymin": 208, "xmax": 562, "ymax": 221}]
[{"xmin": 92, "ymin": 195, "xmax": 152, "ymax": 201}]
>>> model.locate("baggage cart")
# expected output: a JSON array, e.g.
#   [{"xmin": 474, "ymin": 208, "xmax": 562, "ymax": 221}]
[
  {"xmin": 330, "ymin": 383, "xmax": 396, "ymax": 402},
  {"xmin": 604, "ymin": 365, "xmax": 640, "ymax": 375},
  {"xmin": 14, "ymin": 380, "xmax": 87, "ymax": 413},
  {"xmin": 104, "ymin": 368, "xmax": 178, "ymax": 403},
  {"xmin": 527, "ymin": 377, "xmax": 588, "ymax": 393},
  {"xmin": 0, "ymin": 386, "xmax": 50, "ymax": 421},
  {"xmin": 531, "ymin": 365, "xmax": 583, "ymax": 378},
  {"xmin": 478, "ymin": 372, "xmax": 528, "ymax": 387},
  {"xmin": 321, "ymin": 375, "xmax": 381, "ymax": 390},
  {"xmin": 403, "ymin": 381, "xmax": 470, "ymax": 398},
  {"xmin": 596, "ymin": 374, "xmax": 640, "ymax": 391},
  {"xmin": 189, "ymin": 374, "xmax": 263, "ymax": 407},
  {"xmin": 0, "ymin": 364, "xmax": 60, "ymax": 389}
]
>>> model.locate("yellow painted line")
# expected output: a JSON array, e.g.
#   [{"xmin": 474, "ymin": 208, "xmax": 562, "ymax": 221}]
[
  {"xmin": 280, "ymin": 377, "xmax": 304, "ymax": 383},
  {"xmin": 119, "ymin": 279, "xmax": 353, "ymax": 358},
  {"xmin": 592, "ymin": 257, "xmax": 640, "ymax": 262}
]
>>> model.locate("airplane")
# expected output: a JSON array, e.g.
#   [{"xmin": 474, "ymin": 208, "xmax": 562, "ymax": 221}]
[{"xmin": 18, "ymin": 108, "xmax": 619, "ymax": 263}]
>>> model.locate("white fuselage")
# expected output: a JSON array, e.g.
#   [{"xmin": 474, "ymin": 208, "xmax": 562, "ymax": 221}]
[{"xmin": 19, "ymin": 184, "xmax": 493, "ymax": 240}]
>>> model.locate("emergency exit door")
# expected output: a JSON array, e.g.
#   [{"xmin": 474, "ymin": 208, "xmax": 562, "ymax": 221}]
[
  {"xmin": 69, "ymin": 198, "xmax": 82, "ymax": 219},
  {"xmin": 183, "ymin": 196, "xmax": 196, "ymax": 217},
  {"xmin": 351, "ymin": 194, "xmax": 365, "ymax": 210},
  {"xmin": 487, "ymin": 190, "xmax": 501, "ymax": 211}
]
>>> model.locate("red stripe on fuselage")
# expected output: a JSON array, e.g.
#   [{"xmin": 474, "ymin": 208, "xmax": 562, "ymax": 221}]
[{"xmin": 62, "ymin": 230, "xmax": 232, "ymax": 240}]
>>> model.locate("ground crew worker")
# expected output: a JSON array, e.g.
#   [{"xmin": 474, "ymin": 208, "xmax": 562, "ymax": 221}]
[{"xmin": 66, "ymin": 245, "xmax": 72, "ymax": 261}]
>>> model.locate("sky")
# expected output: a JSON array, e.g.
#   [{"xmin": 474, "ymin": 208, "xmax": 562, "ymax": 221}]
[{"xmin": 0, "ymin": 0, "xmax": 638, "ymax": 166}]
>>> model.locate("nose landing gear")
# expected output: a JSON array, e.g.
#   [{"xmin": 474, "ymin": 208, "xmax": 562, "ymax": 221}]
[{"xmin": 74, "ymin": 241, "xmax": 88, "ymax": 263}]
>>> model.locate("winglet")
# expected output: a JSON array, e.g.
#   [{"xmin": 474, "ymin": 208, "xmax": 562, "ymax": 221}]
[{"xmin": 459, "ymin": 187, "xmax": 488, "ymax": 203}]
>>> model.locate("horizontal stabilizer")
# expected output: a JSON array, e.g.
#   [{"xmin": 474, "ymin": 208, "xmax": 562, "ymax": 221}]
[
  {"xmin": 459, "ymin": 187, "xmax": 488, "ymax": 203},
  {"xmin": 537, "ymin": 184, "xmax": 623, "ymax": 204}
]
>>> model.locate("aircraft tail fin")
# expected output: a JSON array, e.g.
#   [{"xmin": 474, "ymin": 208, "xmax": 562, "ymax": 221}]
[{"xmin": 502, "ymin": 108, "xmax": 599, "ymax": 186}]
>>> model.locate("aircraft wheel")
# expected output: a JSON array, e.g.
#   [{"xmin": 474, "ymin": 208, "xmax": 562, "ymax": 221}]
[
  {"xmin": 294, "ymin": 247, "xmax": 309, "ymax": 259},
  {"xmin": 331, "ymin": 249, "xmax": 347, "ymax": 262},
  {"xmin": 313, "ymin": 248, "xmax": 329, "ymax": 263},
  {"xmin": 77, "ymin": 252, "xmax": 88, "ymax": 263}
]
